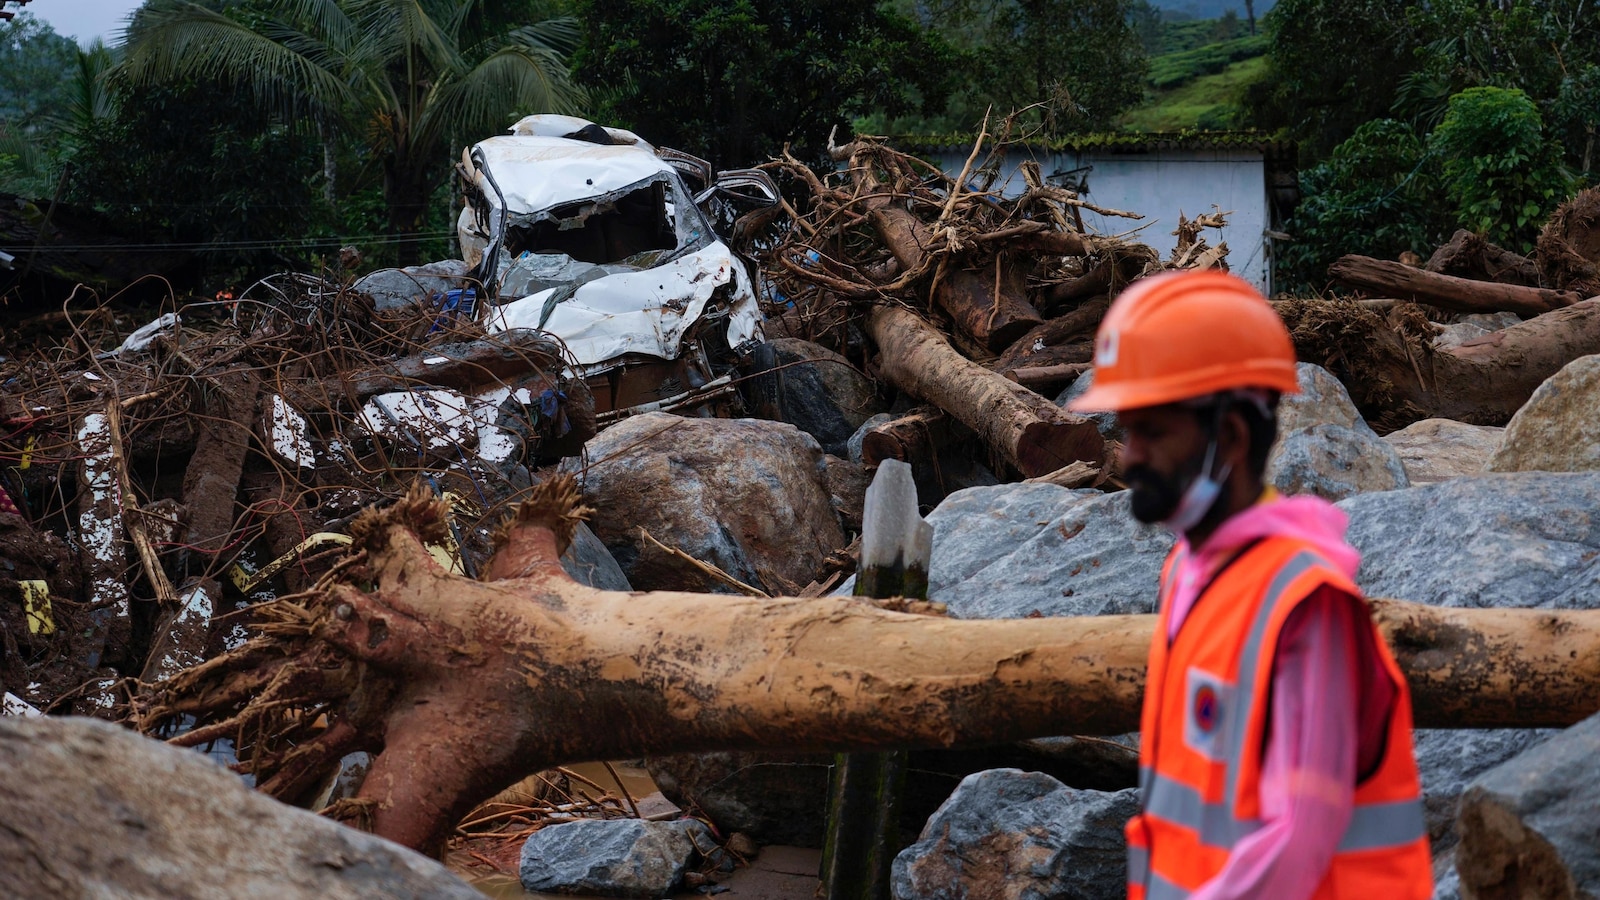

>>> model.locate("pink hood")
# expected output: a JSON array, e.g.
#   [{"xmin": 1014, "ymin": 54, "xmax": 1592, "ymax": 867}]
[{"xmin": 1166, "ymin": 493, "xmax": 1361, "ymax": 639}]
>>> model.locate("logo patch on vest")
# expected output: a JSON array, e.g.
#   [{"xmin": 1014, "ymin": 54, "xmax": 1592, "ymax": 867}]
[
  {"xmin": 1183, "ymin": 667, "xmax": 1233, "ymax": 762},
  {"xmin": 1193, "ymin": 684, "xmax": 1219, "ymax": 732}
]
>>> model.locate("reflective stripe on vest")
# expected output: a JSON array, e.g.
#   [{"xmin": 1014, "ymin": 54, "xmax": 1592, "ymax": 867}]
[
  {"xmin": 1133, "ymin": 545, "xmax": 1430, "ymax": 897},
  {"xmin": 1140, "ymin": 767, "xmax": 1427, "ymax": 852}
]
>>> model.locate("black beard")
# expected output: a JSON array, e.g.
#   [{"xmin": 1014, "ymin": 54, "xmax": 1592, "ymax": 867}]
[{"xmin": 1125, "ymin": 464, "xmax": 1186, "ymax": 524}]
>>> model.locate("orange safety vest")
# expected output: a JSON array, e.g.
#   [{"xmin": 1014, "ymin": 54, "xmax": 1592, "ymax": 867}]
[{"xmin": 1125, "ymin": 536, "xmax": 1432, "ymax": 900}]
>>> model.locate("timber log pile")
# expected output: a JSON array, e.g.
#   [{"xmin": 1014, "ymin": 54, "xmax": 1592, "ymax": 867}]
[{"xmin": 1283, "ymin": 186, "xmax": 1600, "ymax": 432}]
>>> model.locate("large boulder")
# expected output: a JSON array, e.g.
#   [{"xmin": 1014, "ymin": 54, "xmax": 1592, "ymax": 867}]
[
  {"xmin": 519, "ymin": 818, "xmax": 714, "ymax": 898},
  {"xmin": 645, "ymin": 751, "xmax": 832, "ymax": 848},
  {"xmin": 561, "ymin": 413, "xmax": 846, "ymax": 594},
  {"xmin": 1382, "ymin": 419, "xmax": 1503, "ymax": 485},
  {"xmin": 1455, "ymin": 711, "xmax": 1600, "ymax": 899},
  {"xmin": 853, "ymin": 483, "xmax": 1170, "ymax": 619},
  {"xmin": 890, "ymin": 769, "xmax": 1137, "ymax": 900},
  {"xmin": 1485, "ymin": 354, "xmax": 1600, "ymax": 474},
  {"xmin": 1267, "ymin": 362, "xmax": 1409, "ymax": 500},
  {"xmin": 0, "ymin": 716, "xmax": 478, "ymax": 899},
  {"xmin": 744, "ymin": 339, "xmax": 887, "ymax": 456}
]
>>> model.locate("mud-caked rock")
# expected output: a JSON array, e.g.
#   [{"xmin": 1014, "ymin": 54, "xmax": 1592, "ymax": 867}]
[
  {"xmin": 1267, "ymin": 363, "xmax": 1408, "ymax": 500},
  {"xmin": 0, "ymin": 716, "xmax": 478, "ymax": 900},
  {"xmin": 890, "ymin": 769, "xmax": 1137, "ymax": 900},
  {"xmin": 1054, "ymin": 371, "xmax": 1123, "ymax": 442},
  {"xmin": 1485, "ymin": 354, "xmax": 1600, "ymax": 474},
  {"xmin": 561, "ymin": 412, "xmax": 845, "ymax": 594},
  {"xmin": 1455, "ymin": 711, "xmax": 1600, "ymax": 899},
  {"xmin": 1381, "ymin": 418, "xmax": 1502, "ymax": 484},
  {"xmin": 519, "ymin": 818, "xmax": 714, "ymax": 898}
]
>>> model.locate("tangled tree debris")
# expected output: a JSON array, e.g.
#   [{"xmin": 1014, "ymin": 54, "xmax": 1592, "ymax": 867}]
[{"xmin": 7, "ymin": 127, "xmax": 1600, "ymax": 898}]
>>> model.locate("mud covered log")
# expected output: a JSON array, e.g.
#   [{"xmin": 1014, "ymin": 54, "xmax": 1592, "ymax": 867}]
[
  {"xmin": 993, "ymin": 297, "xmax": 1110, "ymax": 373},
  {"xmin": 1281, "ymin": 297, "xmax": 1600, "ymax": 429},
  {"xmin": 860, "ymin": 408, "xmax": 956, "ymax": 469},
  {"xmin": 1425, "ymin": 229, "xmax": 1540, "ymax": 286},
  {"xmin": 154, "ymin": 482, "xmax": 1600, "ymax": 854},
  {"xmin": 337, "ymin": 329, "xmax": 566, "ymax": 405},
  {"xmin": 181, "ymin": 369, "xmax": 261, "ymax": 556},
  {"xmin": 867, "ymin": 207, "xmax": 1043, "ymax": 352},
  {"xmin": 865, "ymin": 304, "xmax": 1105, "ymax": 476},
  {"xmin": 1330, "ymin": 254, "xmax": 1582, "ymax": 317}
]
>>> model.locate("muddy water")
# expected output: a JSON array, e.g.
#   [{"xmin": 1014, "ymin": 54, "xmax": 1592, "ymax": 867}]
[{"xmin": 445, "ymin": 761, "xmax": 674, "ymax": 899}]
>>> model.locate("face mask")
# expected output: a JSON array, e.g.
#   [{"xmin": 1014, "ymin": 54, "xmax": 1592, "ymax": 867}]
[{"xmin": 1163, "ymin": 435, "xmax": 1230, "ymax": 536}]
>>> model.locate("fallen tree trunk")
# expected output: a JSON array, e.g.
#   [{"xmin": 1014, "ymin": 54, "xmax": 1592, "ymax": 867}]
[
  {"xmin": 1425, "ymin": 229, "xmax": 1540, "ymax": 286},
  {"xmin": 149, "ymin": 480, "xmax": 1600, "ymax": 854},
  {"xmin": 860, "ymin": 407, "xmax": 957, "ymax": 469},
  {"xmin": 1329, "ymin": 254, "xmax": 1583, "ymax": 317},
  {"xmin": 993, "ymin": 296, "xmax": 1110, "ymax": 373},
  {"xmin": 1280, "ymin": 297, "xmax": 1600, "ymax": 429},
  {"xmin": 867, "ymin": 207, "xmax": 1043, "ymax": 353},
  {"xmin": 865, "ymin": 304, "xmax": 1105, "ymax": 476}
]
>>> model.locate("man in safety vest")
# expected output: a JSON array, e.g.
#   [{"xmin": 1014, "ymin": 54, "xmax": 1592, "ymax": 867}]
[{"xmin": 1068, "ymin": 270, "xmax": 1432, "ymax": 899}]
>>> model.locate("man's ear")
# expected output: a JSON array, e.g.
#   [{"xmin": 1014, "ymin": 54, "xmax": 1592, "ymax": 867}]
[{"xmin": 1219, "ymin": 407, "xmax": 1252, "ymax": 472}]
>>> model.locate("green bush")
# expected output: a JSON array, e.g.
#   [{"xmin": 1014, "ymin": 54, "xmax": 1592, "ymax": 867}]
[
  {"xmin": 1428, "ymin": 86, "xmax": 1573, "ymax": 251},
  {"xmin": 1277, "ymin": 119, "xmax": 1451, "ymax": 293}
]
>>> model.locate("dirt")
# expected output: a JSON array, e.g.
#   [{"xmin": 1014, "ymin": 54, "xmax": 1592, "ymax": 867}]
[
  {"xmin": 0, "ymin": 511, "xmax": 107, "ymax": 712},
  {"xmin": 1537, "ymin": 186, "xmax": 1600, "ymax": 297}
]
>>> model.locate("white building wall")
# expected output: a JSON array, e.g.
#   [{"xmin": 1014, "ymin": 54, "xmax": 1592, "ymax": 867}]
[{"xmin": 931, "ymin": 147, "xmax": 1273, "ymax": 294}]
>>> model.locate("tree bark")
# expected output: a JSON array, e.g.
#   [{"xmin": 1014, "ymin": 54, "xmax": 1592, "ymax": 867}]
[
  {"xmin": 860, "ymin": 407, "xmax": 956, "ymax": 470},
  {"xmin": 1424, "ymin": 229, "xmax": 1540, "ymax": 286},
  {"xmin": 993, "ymin": 296, "xmax": 1111, "ymax": 373},
  {"xmin": 1281, "ymin": 297, "xmax": 1600, "ymax": 429},
  {"xmin": 152, "ymin": 483, "xmax": 1600, "ymax": 854},
  {"xmin": 865, "ymin": 304, "xmax": 1105, "ymax": 476},
  {"xmin": 867, "ymin": 206, "xmax": 1043, "ymax": 352},
  {"xmin": 1329, "ymin": 254, "xmax": 1583, "ymax": 317}
]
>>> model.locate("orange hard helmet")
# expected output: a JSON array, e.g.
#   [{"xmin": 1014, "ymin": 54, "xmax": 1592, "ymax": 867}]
[{"xmin": 1068, "ymin": 269, "xmax": 1299, "ymax": 413}]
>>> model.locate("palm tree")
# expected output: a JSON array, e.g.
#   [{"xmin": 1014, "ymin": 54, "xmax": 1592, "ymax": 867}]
[{"xmin": 118, "ymin": 0, "xmax": 585, "ymax": 263}]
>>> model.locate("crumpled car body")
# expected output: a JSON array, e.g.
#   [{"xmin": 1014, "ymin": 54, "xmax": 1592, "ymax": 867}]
[{"xmin": 456, "ymin": 115, "xmax": 776, "ymax": 415}]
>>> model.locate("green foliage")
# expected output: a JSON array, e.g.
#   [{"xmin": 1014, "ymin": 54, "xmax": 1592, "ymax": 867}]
[
  {"xmin": 573, "ymin": 0, "xmax": 959, "ymax": 167},
  {"xmin": 0, "ymin": 14, "xmax": 78, "ymax": 130},
  {"xmin": 1247, "ymin": 0, "xmax": 1421, "ymax": 159},
  {"xmin": 1428, "ymin": 87, "xmax": 1572, "ymax": 251},
  {"xmin": 116, "ymin": 0, "xmax": 585, "ymax": 263},
  {"xmin": 1155, "ymin": 12, "xmax": 1248, "ymax": 54},
  {"xmin": 1277, "ymin": 119, "xmax": 1449, "ymax": 293},
  {"xmin": 1147, "ymin": 33, "xmax": 1266, "ymax": 90}
]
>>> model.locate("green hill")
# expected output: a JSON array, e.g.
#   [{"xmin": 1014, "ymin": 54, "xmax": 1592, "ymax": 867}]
[{"xmin": 1121, "ymin": 54, "xmax": 1267, "ymax": 132}]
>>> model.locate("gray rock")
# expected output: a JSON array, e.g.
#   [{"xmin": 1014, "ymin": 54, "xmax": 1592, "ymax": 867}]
[
  {"xmin": 1455, "ymin": 711, "xmax": 1600, "ymax": 898},
  {"xmin": 0, "ymin": 716, "xmax": 478, "ymax": 900},
  {"xmin": 1433, "ymin": 312, "xmax": 1521, "ymax": 351},
  {"xmin": 1486, "ymin": 354, "xmax": 1600, "ymax": 474},
  {"xmin": 1276, "ymin": 361, "xmax": 1366, "ymax": 434},
  {"xmin": 645, "ymin": 751, "xmax": 831, "ymax": 847},
  {"xmin": 1343, "ymin": 472, "xmax": 1600, "ymax": 610},
  {"xmin": 1054, "ymin": 370, "xmax": 1124, "ymax": 442},
  {"xmin": 894, "ymin": 483, "xmax": 1169, "ymax": 619},
  {"xmin": 562, "ymin": 521, "xmax": 633, "ymax": 591},
  {"xmin": 561, "ymin": 412, "xmax": 845, "ymax": 594},
  {"xmin": 519, "ymin": 817, "xmax": 713, "ymax": 898},
  {"xmin": 352, "ymin": 259, "xmax": 474, "ymax": 312},
  {"xmin": 890, "ymin": 769, "xmax": 1137, "ymax": 900},
  {"xmin": 1414, "ymin": 728, "xmax": 1553, "ymax": 853},
  {"xmin": 1383, "ymin": 418, "xmax": 1503, "ymax": 484},
  {"xmin": 1266, "ymin": 363, "xmax": 1409, "ymax": 500},
  {"xmin": 848, "ymin": 413, "xmax": 895, "ymax": 463}
]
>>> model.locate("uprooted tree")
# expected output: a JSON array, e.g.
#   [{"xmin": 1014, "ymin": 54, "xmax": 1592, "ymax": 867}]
[{"xmin": 141, "ymin": 476, "xmax": 1600, "ymax": 855}]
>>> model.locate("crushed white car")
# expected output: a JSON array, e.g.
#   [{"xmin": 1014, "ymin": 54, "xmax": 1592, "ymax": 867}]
[{"xmin": 456, "ymin": 115, "xmax": 778, "ymax": 415}]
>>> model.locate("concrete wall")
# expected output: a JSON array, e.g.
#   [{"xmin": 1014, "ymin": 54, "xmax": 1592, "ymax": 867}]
[{"xmin": 929, "ymin": 147, "xmax": 1274, "ymax": 294}]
